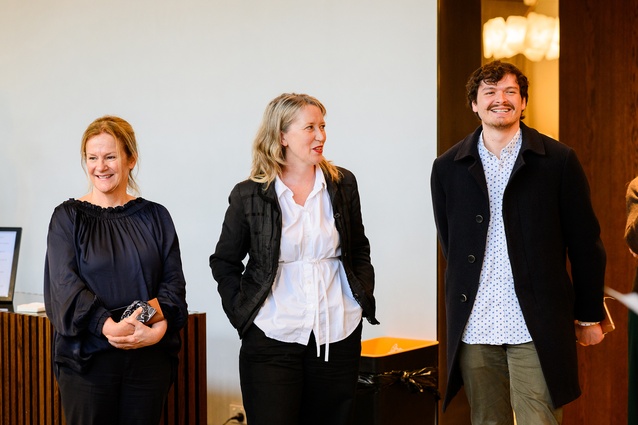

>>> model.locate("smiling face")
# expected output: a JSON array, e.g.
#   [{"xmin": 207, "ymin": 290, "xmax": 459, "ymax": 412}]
[
  {"xmin": 281, "ymin": 104, "xmax": 326, "ymax": 169},
  {"xmin": 84, "ymin": 132, "xmax": 136, "ymax": 199},
  {"xmin": 472, "ymin": 73, "xmax": 527, "ymax": 131}
]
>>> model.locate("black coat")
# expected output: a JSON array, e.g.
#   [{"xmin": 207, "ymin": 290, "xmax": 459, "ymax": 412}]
[
  {"xmin": 431, "ymin": 123, "xmax": 606, "ymax": 409},
  {"xmin": 210, "ymin": 167, "xmax": 378, "ymax": 338}
]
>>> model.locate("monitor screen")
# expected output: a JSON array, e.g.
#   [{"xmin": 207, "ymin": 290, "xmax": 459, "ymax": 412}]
[{"xmin": 0, "ymin": 227, "xmax": 22, "ymax": 303}]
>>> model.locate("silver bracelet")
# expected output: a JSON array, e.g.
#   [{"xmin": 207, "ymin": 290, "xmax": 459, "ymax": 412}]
[{"xmin": 577, "ymin": 321, "xmax": 599, "ymax": 326}]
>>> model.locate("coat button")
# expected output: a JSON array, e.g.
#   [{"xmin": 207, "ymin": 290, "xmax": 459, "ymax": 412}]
[
  {"xmin": 467, "ymin": 255, "xmax": 476, "ymax": 263},
  {"xmin": 475, "ymin": 215, "xmax": 483, "ymax": 223},
  {"xmin": 460, "ymin": 294, "xmax": 468, "ymax": 302}
]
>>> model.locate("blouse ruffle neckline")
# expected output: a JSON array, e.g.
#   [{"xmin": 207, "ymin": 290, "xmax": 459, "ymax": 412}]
[{"xmin": 70, "ymin": 197, "xmax": 146, "ymax": 218}]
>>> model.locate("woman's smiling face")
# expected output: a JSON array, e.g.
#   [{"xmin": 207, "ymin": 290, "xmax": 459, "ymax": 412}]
[
  {"xmin": 84, "ymin": 132, "xmax": 135, "ymax": 197},
  {"xmin": 281, "ymin": 104, "xmax": 326, "ymax": 169}
]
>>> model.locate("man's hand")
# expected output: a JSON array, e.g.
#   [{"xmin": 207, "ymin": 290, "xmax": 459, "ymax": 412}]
[{"xmin": 575, "ymin": 323, "xmax": 605, "ymax": 346}]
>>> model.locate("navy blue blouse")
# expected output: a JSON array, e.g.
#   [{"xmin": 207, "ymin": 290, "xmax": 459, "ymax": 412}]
[{"xmin": 44, "ymin": 198, "xmax": 188, "ymax": 372}]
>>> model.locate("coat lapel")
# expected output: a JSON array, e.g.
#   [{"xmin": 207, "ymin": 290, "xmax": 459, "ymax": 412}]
[
  {"xmin": 454, "ymin": 126, "xmax": 488, "ymax": 199},
  {"xmin": 511, "ymin": 122, "xmax": 546, "ymax": 178}
]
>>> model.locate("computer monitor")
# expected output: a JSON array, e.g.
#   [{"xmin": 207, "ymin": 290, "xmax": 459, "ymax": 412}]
[{"xmin": 0, "ymin": 227, "xmax": 22, "ymax": 305}]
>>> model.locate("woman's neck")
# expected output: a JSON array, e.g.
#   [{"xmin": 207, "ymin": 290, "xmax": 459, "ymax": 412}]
[
  {"xmin": 280, "ymin": 165, "xmax": 316, "ymax": 206},
  {"xmin": 80, "ymin": 190, "xmax": 134, "ymax": 208},
  {"xmin": 281, "ymin": 164, "xmax": 316, "ymax": 187}
]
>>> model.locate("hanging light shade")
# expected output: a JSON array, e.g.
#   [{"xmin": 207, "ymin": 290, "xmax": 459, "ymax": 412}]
[
  {"xmin": 483, "ymin": 12, "xmax": 560, "ymax": 62},
  {"xmin": 545, "ymin": 17, "xmax": 560, "ymax": 61},
  {"xmin": 524, "ymin": 12, "xmax": 557, "ymax": 61},
  {"xmin": 483, "ymin": 16, "xmax": 527, "ymax": 59},
  {"xmin": 502, "ymin": 15, "xmax": 528, "ymax": 57},
  {"xmin": 483, "ymin": 17, "xmax": 507, "ymax": 59}
]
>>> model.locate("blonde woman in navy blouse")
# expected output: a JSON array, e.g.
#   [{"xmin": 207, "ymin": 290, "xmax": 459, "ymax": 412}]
[{"xmin": 44, "ymin": 116, "xmax": 188, "ymax": 425}]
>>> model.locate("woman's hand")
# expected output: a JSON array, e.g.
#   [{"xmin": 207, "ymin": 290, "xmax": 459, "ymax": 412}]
[
  {"xmin": 102, "ymin": 313, "xmax": 136, "ymax": 338},
  {"xmin": 103, "ymin": 307, "xmax": 168, "ymax": 349}
]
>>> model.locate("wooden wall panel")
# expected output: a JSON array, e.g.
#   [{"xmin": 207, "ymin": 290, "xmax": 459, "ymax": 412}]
[
  {"xmin": 437, "ymin": 0, "xmax": 482, "ymax": 424},
  {"xmin": 560, "ymin": 1, "xmax": 638, "ymax": 424}
]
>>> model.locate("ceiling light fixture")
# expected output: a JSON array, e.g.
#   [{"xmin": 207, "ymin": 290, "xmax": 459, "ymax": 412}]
[{"xmin": 483, "ymin": 12, "xmax": 559, "ymax": 62}]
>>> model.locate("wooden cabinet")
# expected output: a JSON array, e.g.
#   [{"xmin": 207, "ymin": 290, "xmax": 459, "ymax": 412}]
[{"xmin": 0, "ymin": 310, "xmax": 207, "ymax": 425}]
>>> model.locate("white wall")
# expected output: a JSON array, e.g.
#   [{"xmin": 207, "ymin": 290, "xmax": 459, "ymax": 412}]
[{"xmin": 0, "ymin": 1, "xmax": 438, "ymax": 423}]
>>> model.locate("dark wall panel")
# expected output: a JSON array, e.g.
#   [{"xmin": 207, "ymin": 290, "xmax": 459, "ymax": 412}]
[
  {"xmin": 437, "ymin": 0, "xmax": 482, "ymax": 423},
  {"xmin": 560, "ymin": 1, "xmax": 638, "ymax": 424}
]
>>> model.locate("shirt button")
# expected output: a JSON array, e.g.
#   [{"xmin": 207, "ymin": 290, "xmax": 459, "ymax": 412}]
[
  {"xmin": 475, "ymin": 215, "xmax": 484, "ymax": 223},
  {"xmin": 467, "ymin": 255, "xmax": 476, "ymax": 263},
  {"xmin": 460, "ymin": 294, "xmax": 468, "ymax": 302}
]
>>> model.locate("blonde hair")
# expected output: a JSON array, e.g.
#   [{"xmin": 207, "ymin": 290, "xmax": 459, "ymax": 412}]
[
  {"xmin": 80, "ymin": 115, "xmax": 140, "ymax": 195},
  {"xmin": 250, "ymin": 93, "xmax": 341, "ymax": 186}
]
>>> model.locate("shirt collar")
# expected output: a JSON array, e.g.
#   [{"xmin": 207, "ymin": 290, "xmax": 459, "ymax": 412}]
[
  {"xmin": 275, "ymin": 166, "xmax": 326, "ymax": 200},
  {"xmin": 478, "ymin": 128, "xmax": 522, "ymax": 159}
]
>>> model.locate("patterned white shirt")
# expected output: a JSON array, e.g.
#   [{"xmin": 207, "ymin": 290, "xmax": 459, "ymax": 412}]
[{"xmin": 462, "ymin": 129, "xmax": 533, "ymax": 345}]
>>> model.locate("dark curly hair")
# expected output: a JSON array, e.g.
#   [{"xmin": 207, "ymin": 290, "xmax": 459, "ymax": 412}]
[{"xmin": 466, "ymin": 60, "xmax": 529, "ymax": 120}]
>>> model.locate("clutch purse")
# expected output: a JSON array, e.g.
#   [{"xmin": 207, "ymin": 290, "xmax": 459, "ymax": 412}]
[
  {"xmin": 146, "ymin": 298, "xmax": 165, "ymax": 325},
  {"xmin": 120, "ymin": 298, "xmax": 165, "ymax": 325}
]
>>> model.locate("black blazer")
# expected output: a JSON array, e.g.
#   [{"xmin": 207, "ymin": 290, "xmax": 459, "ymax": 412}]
[{"xmin": 210, "ymin": 166, "xmax": 378, "ymax": 338}]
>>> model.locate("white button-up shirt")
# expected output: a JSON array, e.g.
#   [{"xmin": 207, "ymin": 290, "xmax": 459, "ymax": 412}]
[
  {"xmin": 253, "ymin": 167, "xmax": 362, "ymax": 360},
  {"xmin": 462, "ymin": 129, "xmax": 533, "ymax": 345}
]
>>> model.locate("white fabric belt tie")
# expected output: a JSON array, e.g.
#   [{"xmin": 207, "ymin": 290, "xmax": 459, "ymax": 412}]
[{"xmin": 285, "ymin": 256, "xmax": 338, "ymax": 361}]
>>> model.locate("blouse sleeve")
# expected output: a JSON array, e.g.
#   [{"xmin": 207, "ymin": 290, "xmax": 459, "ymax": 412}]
[
  {"xmin": 43, "ymin": 204, "xmax": 110, "ymax": 338},
  {"xmin": 152, "ymin": 205, "xmax": 188, "ymax": 334},
  {"xmin": 625, "ymin": 177, "xmax": 638, "ymax": 254}
]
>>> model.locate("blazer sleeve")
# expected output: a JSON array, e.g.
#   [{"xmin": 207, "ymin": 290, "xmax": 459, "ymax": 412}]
[
  {"xmin": 346, "ymin": 174, "xmax": 374, "ymax": 287},
  {"xmin": 336, "ymin": 169, "xmax": 378, "ymax": 324},
  {"xmin": 209, "ymin": 184, "xmax": 251, "ymax": 328}
]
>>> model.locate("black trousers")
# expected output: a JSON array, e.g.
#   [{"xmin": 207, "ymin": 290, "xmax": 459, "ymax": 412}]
[
  {"xmin": 239, "ymin": 322, "xmax": 363, "ymax": 425},
  {"xmin": 56, "ymin": 347, "xmax": 174, "ymax": 425}
]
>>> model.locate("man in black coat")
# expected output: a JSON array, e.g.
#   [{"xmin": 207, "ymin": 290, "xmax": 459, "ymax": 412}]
[{"xmin": 430, "ymin": 60, "xmax": 606, "ymax": 424}]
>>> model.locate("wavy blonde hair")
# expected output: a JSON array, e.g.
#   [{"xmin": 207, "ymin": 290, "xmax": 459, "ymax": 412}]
[
  {"xmin": 250, "ymin": 93, "xmax": 341, "ymax": 186},
  {"xmin": 80, "ymin": 115, "xmax": 140, "ymax": 195}
]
